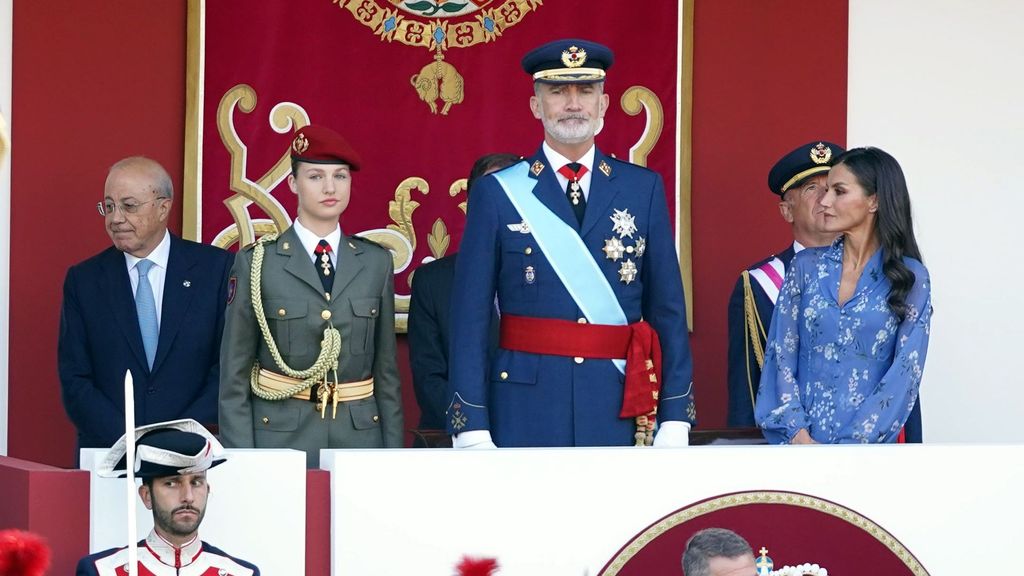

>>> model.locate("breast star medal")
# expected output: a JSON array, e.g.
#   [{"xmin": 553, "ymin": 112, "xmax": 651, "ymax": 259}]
[
  {"xmin": 619, "ymin": 260, "xmax": 638, "ymax": 284},
  {"xmin": 610, "ymin": 208, "xmax": 637, "ymax": 238},
  {"xmin": 602, "ymin": 237, "xmax": 626, "ymax": 261}
]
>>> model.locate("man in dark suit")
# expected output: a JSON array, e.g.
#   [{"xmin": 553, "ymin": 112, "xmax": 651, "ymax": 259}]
[
  {"xmin": 59, "ymin": 157, "xmax": 233, "ymax": 451},
  {"xmin": 408, "ymin": 153, "xmax": 518, "ymax": 432},
  {"xmin": 447, "ymin": 39, "xmax": 695, "ymax": 448},
  {"xmin": 726, "ymin": 142, "xmax": 844, "ymax": 427}
]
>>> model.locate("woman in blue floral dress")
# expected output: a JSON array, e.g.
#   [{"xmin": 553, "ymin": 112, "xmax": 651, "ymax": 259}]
[{"xmin": 755, "ymin": 147, "xmax": 932, "ymax": 444}]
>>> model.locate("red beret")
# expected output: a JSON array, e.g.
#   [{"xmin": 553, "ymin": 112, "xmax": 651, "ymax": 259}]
[{"xmin": 290, "ymin": 125, "xmax": 362, "ymax": 171}]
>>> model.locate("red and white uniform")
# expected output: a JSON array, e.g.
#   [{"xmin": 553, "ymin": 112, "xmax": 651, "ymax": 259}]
[{"xmin": 76, "ymin": 529, "xmax": 259, "ymax": 576}]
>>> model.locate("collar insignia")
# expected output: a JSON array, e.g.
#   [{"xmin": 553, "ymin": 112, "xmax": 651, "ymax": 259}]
[
  {"xmin": 531, "ymin": 160, "xmax": 545, "ymax": 176},
  {"xmin": 598, "ymin": 160, "xmax": 612, "ymax": 177},
  {"xmin": 810, "ymin": 142, "xmax": 832, "ymax": 165},
  {"xmin": 561, "ymin": 45, "xmax": 588, "ymax": 68}
]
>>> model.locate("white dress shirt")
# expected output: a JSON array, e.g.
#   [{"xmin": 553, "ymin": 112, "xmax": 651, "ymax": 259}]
[
  {"xmin": 293, "ymin": 219, "xmax": 341, "ymax": 267},
  {"xmin": 543, "ymin": 141, "xmax": 596, "ymax": 202}
]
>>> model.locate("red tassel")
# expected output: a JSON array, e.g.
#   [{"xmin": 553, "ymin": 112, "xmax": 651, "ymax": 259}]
[
  {"xmin": 455, "ymin": 555, "xmax": 499, "ymax": 576},
  {"xmin": 0, "ymin": 530, "xmax": 51, "ymax": 576}
]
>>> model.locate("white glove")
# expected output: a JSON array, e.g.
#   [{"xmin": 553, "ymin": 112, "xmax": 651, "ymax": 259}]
[
  {"xmin": 452, "ymin": 429, "xmax": 497, "ymax": 449},
  {"xmin": 652, "ymin": 421, "xmax": 691, "ymax": 447}
]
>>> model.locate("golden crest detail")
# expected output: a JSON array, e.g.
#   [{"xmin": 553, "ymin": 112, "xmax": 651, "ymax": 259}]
[
  {"xmin": 598, "ymin": 159, "xmax": 612, "ymax": 177},
  {"xmin": 291, "ymin": 133, "xmax": 309, "ymax": 155},
  {"xmin": 531, "ymin": 160, "xmax": 545, "ymax": 176},
  {"xmin": 561, "ymin": 45, "xmax": 587, "ymax": 68},
  {"xmin": 810, "ymin": 142, "xmax": 832, "ymax": 165},
  {"xmin": 336, "ymin": 0, "xmax": 542, "ymax": 116}
]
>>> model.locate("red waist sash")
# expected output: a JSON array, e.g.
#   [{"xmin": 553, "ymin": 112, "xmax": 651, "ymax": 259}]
[{"xmin": 499, "ymin": 314, "xmax": 662, "ymax": 418}]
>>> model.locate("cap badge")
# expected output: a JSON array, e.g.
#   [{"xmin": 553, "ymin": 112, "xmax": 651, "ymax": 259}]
[
  {"xmin": 561, "ymin": 46, "xmax": 588, "ymax": 69},
  {"xmin": 810, "ymin": 142, "xmax": 832, "ymax": 165},
  {"xmin": 292, "ymin": 133, "xmax": 309, "ymax": 155}
]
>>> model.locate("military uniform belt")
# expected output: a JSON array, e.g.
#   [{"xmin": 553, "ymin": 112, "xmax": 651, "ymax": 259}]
[
  {"xmin": 499, "ymin": 314, "xmax": 663, "ymax": 419},
  {"xmin": 256, "ymin": 368, "xmax": 374, "ymax": 419}
]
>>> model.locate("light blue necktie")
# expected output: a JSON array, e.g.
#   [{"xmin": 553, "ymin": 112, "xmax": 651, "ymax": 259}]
[{"xmin": 135, "ymin": 259, "xmax": 159, "ymax": 369}]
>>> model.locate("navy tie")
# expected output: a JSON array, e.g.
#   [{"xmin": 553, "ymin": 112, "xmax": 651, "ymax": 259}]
[
  {"xmin": 135, "ymin": 259, "xmax": 159, "ymax": 368},
  {"xmin": 314, "ymin": 240, "xmax": 334, "ymax": 296}
]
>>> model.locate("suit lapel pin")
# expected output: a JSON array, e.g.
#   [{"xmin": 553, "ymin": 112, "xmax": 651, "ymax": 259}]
[
  {"xmin": 183, "ymin": 280, "xmax": 191, "ymax": 288},
  {"xmin": 531, "ymin": 160, "xmax": 545, "ymax": 176},
  {"xmin": 599, "ymin": 160, "xmax": 611, "ymax": 177}
]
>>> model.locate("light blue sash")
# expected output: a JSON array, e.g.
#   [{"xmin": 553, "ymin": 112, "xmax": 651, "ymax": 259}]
[{"xmin": 494, "ymin": 162, "xmax": 627, "ymax": 372}]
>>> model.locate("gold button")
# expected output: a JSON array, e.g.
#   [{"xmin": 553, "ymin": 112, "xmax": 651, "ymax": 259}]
[
  {"xmin": 321, "ymin": 310, "xmax": 332, "ymax": 320},
  {"xmin": 577, "ymin": 317, "xmax": 587, "ymax": 324},
  {"xmin": 574, "ymin": 357, "xmax": 584, "ymax": 364},
  {"xmin": 372, "ymin": 415, "xmax": 380, "ymax": 422},
  {"xmin": 500, "ymin": 371, "xmax": 509, "ymax": 380},
  {"xmin": 525, "ymin": 247, "xmax": 533, "ymax": 255},
  {"xmin": 262, "ymin": 417, "xmax": 269, "ymax": 424},
  {"xmin": 277, "ymin": 308, "xmax": 286, "ymax": 317}
]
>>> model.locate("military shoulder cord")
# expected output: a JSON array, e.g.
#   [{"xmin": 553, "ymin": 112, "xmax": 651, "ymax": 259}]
[
  {"xmin": 741, "ymin": 271, "xmax": 768, "ymax": 411},
  {"xmin": 248, "ymin": 234, "xmax": 343, "ymax": 401}
]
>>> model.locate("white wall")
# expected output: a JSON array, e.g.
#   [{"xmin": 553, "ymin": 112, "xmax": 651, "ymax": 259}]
[
  {"xmin": 0, "ymin": 0, "xmax": 13, "ymax": 456},
  {"xmin": 848, "ymin": 1, "xmax": 1024, "ymax": 441}
]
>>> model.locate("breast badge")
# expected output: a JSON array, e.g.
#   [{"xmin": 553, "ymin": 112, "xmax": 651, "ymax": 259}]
[
  {"xmin": 618, "ymin": 260, "xmax": 638, "ymax": 284},
  {"xmin": 506, "ymin": 221, "xmax": 531, "ymax": 234},
  {"xmin": 603, "ymin": 237, "xmax": 626, "ymax": 261},
  {"xmin": 524, "ymin": 265, "xmax": 536, "ymax": 284},
  {"xmin": 610, "ymin": 208, "xmax": 637, "ymax": 238}
]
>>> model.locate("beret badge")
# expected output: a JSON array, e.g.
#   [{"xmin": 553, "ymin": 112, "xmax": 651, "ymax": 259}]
[
  {"xmin": 291, "ymin": 133, "xmax": 310, "ymax": 155},
  {"xmin": 809, "ymin": 142, "xmax": 832, "ymax": 165},
  {"xmin": 561, "ymin": 46, "xmax": 588, "ymax": 68}
]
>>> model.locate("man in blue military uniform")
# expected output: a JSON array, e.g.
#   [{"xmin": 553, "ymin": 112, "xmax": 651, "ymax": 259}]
[
  {"xmin": 727, "ymin": 141, "xmax": 844, "ymax": 428},
  {"xmin": 447, "ymin": 38, "xmax": 695, "ymax": 448}
]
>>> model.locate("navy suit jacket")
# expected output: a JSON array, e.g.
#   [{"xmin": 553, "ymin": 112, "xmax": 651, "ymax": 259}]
[
  {"xmin": 408, "ymin": 253, "xmax": 498, "ymax": 429},
  {"xmin": 59, "ymin": 234, "xmax": 233, "ymax": 449}
]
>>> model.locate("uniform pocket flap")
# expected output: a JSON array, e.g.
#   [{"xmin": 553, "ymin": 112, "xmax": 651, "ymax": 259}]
[
  {"xmin": 350, "ymin": 399, "xmax": 381, "ymax": 430},
  {"xmin": 490, "ymin": 350, "xmax": 540, "ymax": 385},
  {"xmin": 255, "ymin": 402, "xmax": 301, "ymax": 432},
  {"xmin": 350, "ymin": 297, "xmax": 381, "ymax": 318},
  {"xmin": 264, "ymin": 299, "xmax": 308, "ymax": 320}
]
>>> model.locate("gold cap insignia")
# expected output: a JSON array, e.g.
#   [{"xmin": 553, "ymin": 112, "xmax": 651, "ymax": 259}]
[
  {"xmin": 292, "ymin": 133, "xmax": 309, "ymax": 155},
  {"xmin": 561, "ymin": 46, "xmax": 588, "ymax": 69},
  {"xmin": 599, "ymin": 160, "xmax": 612, "ymax": 177},
  {"xmin": 810, "ymin": 142, "xmax": 832, "ymax": 165},
  {"xmin": 531, "ymin": 160, "xmax": 545, "ymax": 176}
]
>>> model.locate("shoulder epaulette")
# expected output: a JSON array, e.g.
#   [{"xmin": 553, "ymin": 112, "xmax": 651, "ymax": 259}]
[{"xmin": 349, "ymin": 234, "xmax": 387, "ymax": 250}]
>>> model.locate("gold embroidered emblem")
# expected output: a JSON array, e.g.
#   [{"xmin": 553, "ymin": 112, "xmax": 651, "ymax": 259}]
[
  {"xmin": 531, "ymin": 160, "xmax": 545, "ymax": 176},
  {"xmin": 561, "ymin": 45, "xmax": 588, "ymax": 68},
  {"xmin": 450, "ymin": 403, "xmax": 467, "ymax": 431},
  {"xmin": 810, "ymin": 142, "xmax": 832, "ymax": 165},
  {"xmin": 598, "ymin": 160, "xmax": 612, "ymax": 177},
  {"xmin": 291, "ymin": 133, "xmax": 309, "ymax": 155},
  {"xmin": 339, "ymin": 1, "xmax": 540, "ymax": 117}
]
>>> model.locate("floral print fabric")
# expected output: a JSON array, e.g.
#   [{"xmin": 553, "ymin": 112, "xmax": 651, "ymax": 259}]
[{"xmin": 755, "ymin": 237, "xmax": 932, "ymax": 443}]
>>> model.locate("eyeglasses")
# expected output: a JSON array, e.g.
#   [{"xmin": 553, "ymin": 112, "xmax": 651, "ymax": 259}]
[{"xmin": 96, "ymin": 197, "xmax": 169, "ymax": 217}]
